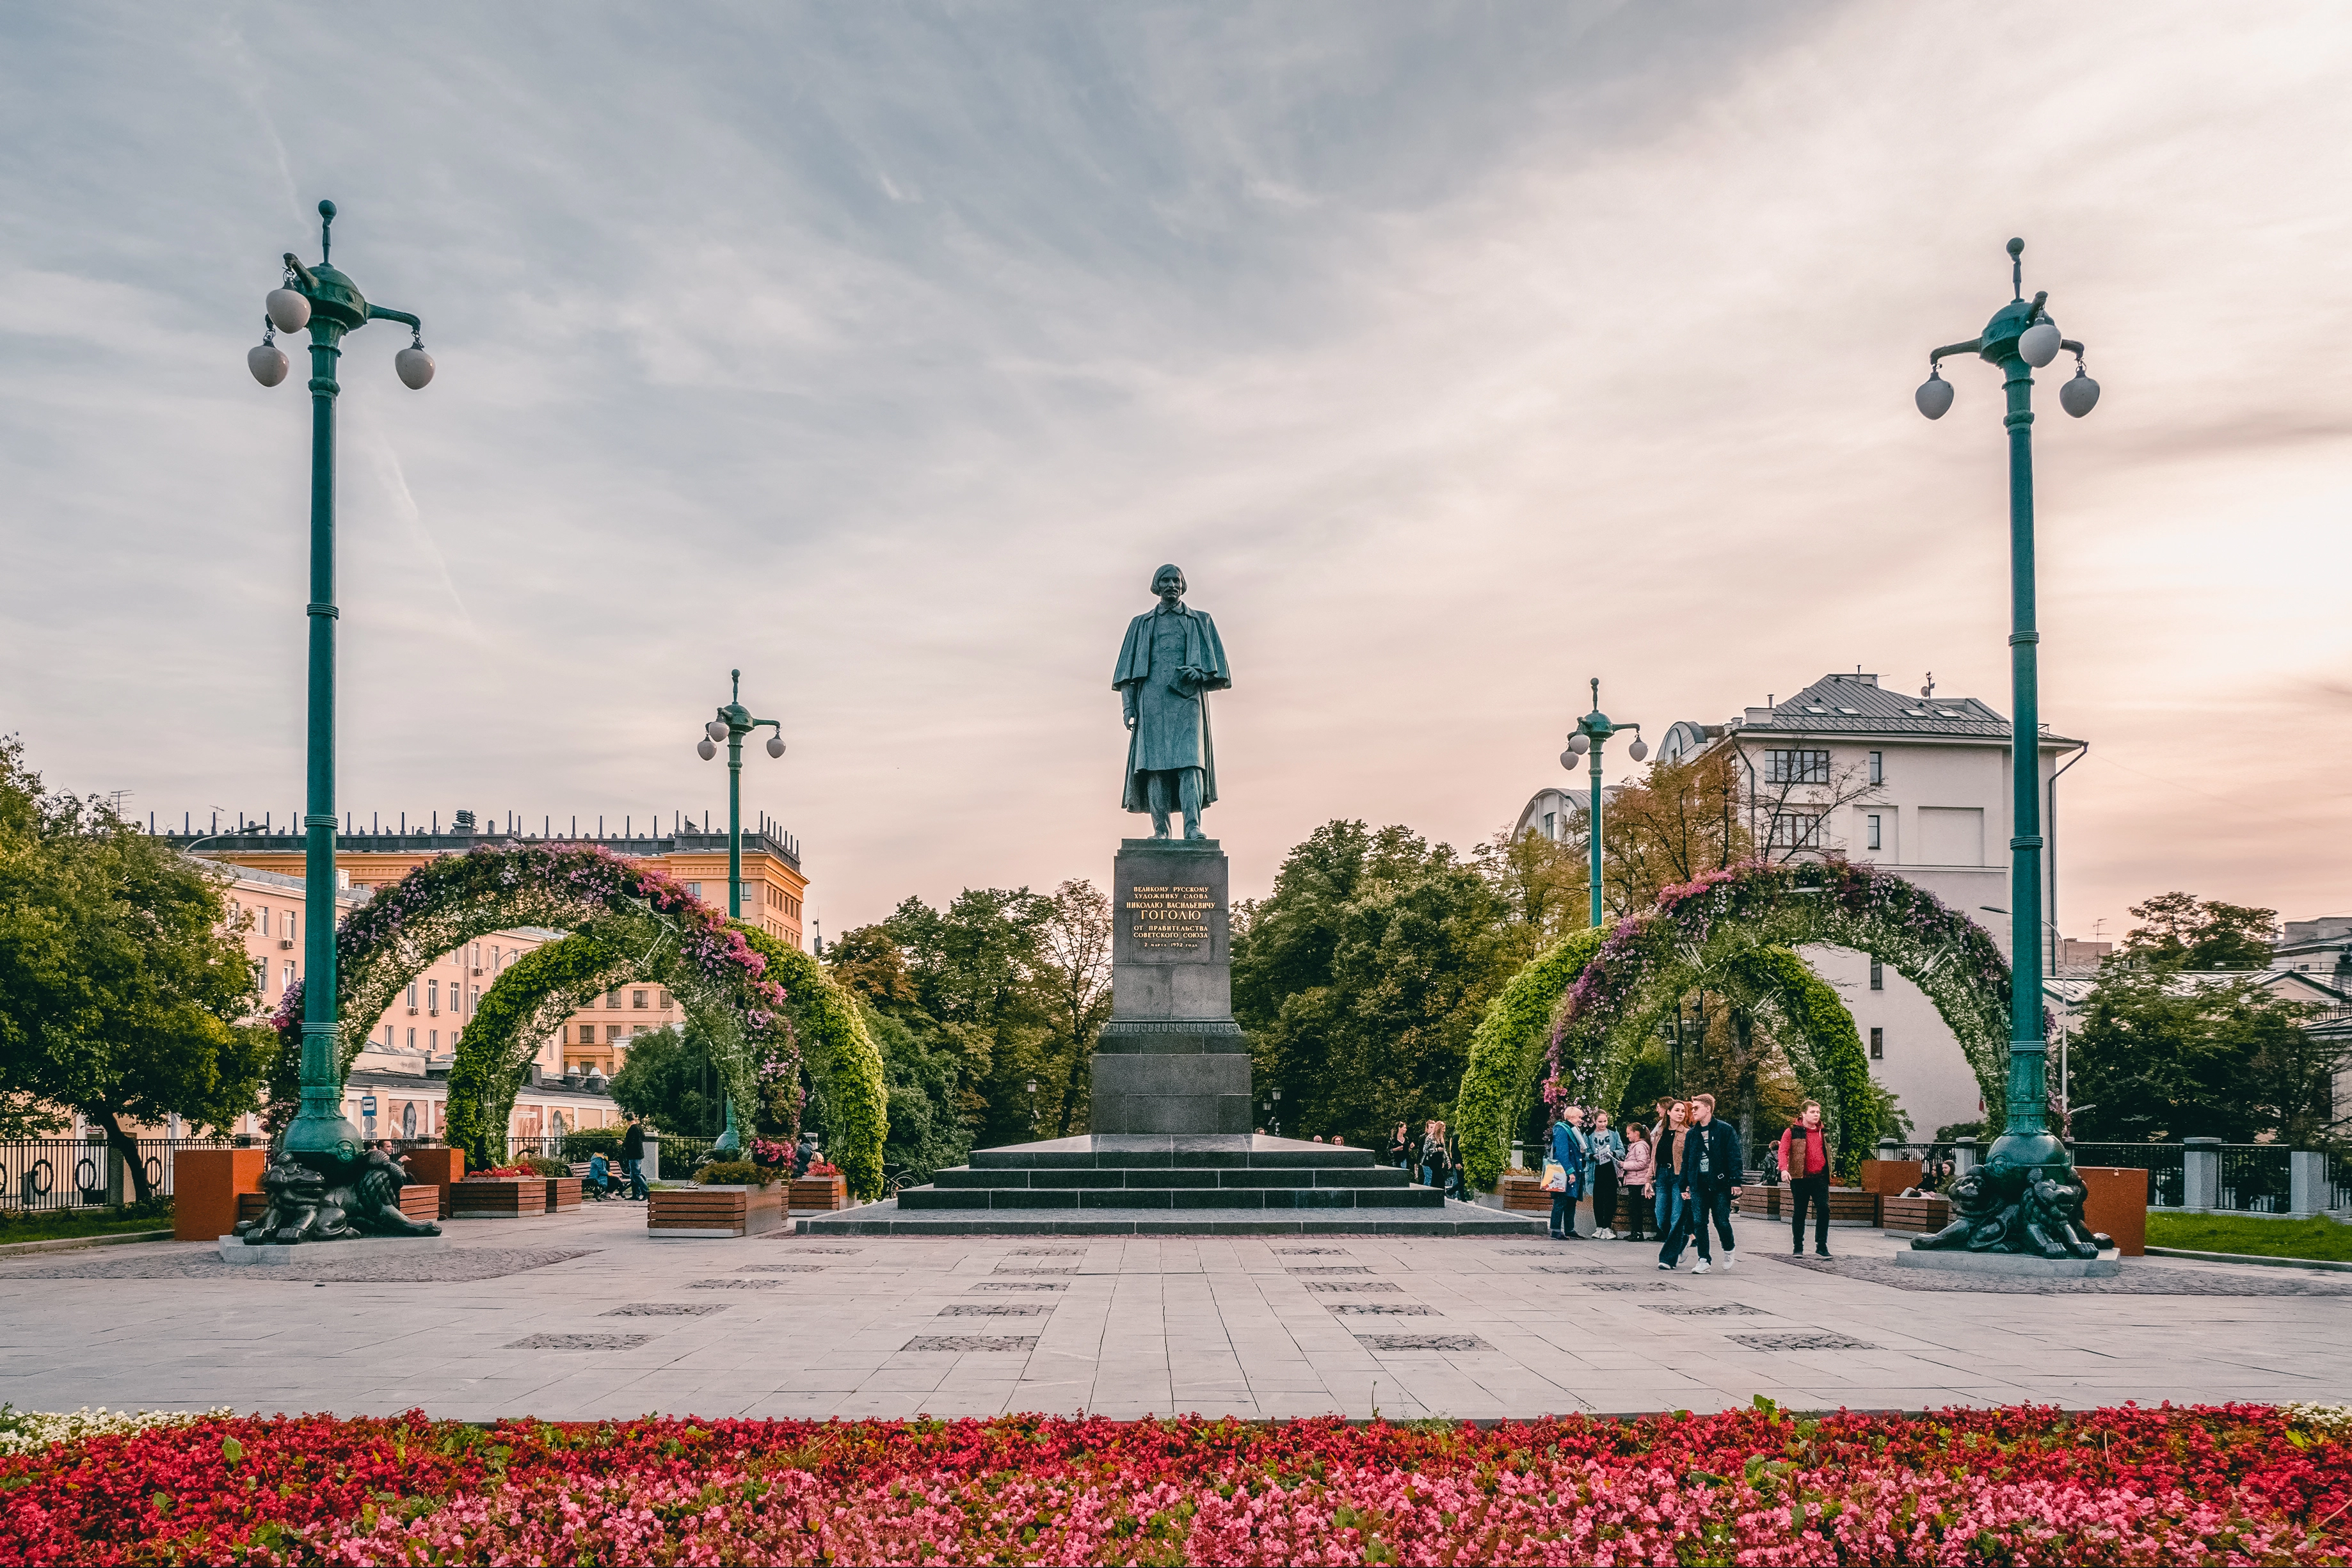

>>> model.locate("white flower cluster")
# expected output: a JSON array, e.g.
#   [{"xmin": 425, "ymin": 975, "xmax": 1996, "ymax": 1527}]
[
  {"xmin": 0, "ymin": 1404, "xmax": 232, "ymax": 1455},
  {"xmin": 2284, "ymin": 1402, "xmax": 2352, "ymax": 1432}
]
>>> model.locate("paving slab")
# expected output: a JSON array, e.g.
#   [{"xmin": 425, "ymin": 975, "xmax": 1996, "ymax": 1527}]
[{"xmin": 3, "ymin": 1207, "xmax": 2346, "ymax": 1418}]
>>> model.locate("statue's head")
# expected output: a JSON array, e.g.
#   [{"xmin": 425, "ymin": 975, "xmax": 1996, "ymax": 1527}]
[{"xmin": 1152, "ymin": 564, "xmax": 1185, "ymax": 603}]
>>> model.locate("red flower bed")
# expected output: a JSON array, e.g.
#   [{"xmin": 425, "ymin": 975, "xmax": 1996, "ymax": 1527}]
[{"xmin": 3, "ymin": 1402, "xmax": 2346, "ymax": 1564}]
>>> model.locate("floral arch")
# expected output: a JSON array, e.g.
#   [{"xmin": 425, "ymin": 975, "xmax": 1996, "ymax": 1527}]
[
  {"xmin": 1455, "ymin": 860, "xmax": 2013, "ymax": 1190},
  {"xmin": 269, "ymin": 844, "xmax": 789, "ymax": 1160}
]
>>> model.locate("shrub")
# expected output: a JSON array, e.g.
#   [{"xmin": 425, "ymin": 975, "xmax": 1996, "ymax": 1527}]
[
  {"xmin": 694, "ymin": 1160, "xmax": 772, "ymax": 1187},
  {"xmin": 521, "ymin": 1155, "xmax": 569, "ymax": 1178},
  {"xmin": 561, "ymin": 1126, "xmax": 623, "ymax": 1161}
]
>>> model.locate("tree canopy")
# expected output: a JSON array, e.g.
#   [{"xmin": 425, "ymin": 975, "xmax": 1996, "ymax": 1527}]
[
  {"xmin": 0, "ymin": 739, "xmax": 271, "ymax": 1197},
  {"xmin": 2117, "ymin": 892, "xmax": 2279, "ymax": 971}
]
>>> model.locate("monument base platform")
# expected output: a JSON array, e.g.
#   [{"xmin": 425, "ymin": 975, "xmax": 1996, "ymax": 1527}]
[
  {"xmin": 1893, "ymin": 1247, "xmax": 2121, "ymax": 1278},
  {"xmin": 217, "ymin": 1235, "xmax": 451, "ymax": 1265},
  {"xmin": 806, "ymin": 1133, "xmax": 1546, "ymax": 1235}
]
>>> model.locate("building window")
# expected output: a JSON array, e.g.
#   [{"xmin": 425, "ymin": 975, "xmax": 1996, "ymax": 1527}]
[
  {"xmin": 257, "ymin": 906, "xmax": 269, "ymax": 937},
  {"xmin": 1865, "ymin": 813, "xmax": 1882, "ymax": 851},
  {"xmin": 427, "ymin": 979, "xmax": 439, "ymax": 1012},
  {"xmin": 282, "ymin": 959, "xmax": 296, "ymax": 993},
  {"xmin": 469, "ymin": 985, "xmax": 479, "ymax": 1015},
  {"xmin": 406, "ymin": 1027, "xmax": 415, "ymax": 1050},
  {"xmin": 607, "ymin": 1025, "xmax": 622, "ymax": 1043},
  {"xmin": 632, "ymin": 1024, "xmax": 647, "ymax": 1037},
  {"xmin": 687, "ymin": 881, "xmax": 703, "ymax": 900},
  {"xmin": 406, "ymin": 981, "xmax": 419, "ymax": 1008},
  {"xmin": 287, "ymin": 911, "xmax": 298, "ymax": 943},
  {"xmin": 1869, "ymin": 1027, "xmax": 1884, "ymax": 1060},
  {"xmin": 429, "ymin": 1029, "xmax": 439, "ymax": 1050},
  {"xmin": 1869, "ymin": 958, "xmax": 1884, "ymax": 991},
  {"xmin": 1867, "ymin": 750, "xmax": 1883, "ymax": 785},
  {"xmin": 383, "ymin": 1025, "xmax": 394, "ymax": 1047},
  {"xmin": 605, "ymin": 990, "xmax": 621, "ymax": 1009},
  {"xmin": 659, "ymin": 990, "xmax": 673, "ymax": 1010},
  {"xmin": 1768, "ymin": 812, "xmax": 1823, "ymax": 848},
  {"xmin": 632, "ymin": 989, "xmax": 648, "ymax": 1009},
  {"xmin": 1765, "ymin": 748, "xmax": 1830, "ymax": 784}
]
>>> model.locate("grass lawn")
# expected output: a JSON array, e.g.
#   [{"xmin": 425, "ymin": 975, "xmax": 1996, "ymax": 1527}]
[
  {"xmin": 0, "ymin": 1204, "xmax": 173, "ymax": 1246},
  {"xmin": 2146, "ymin": 1211, "xmax": 2352, "ymax": 1262}
]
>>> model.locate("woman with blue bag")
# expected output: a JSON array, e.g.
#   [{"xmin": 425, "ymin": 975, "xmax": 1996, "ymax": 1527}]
[{"xmin": 1546, "ymin": 1104, "xmax": 1588, "ymax": 1240}]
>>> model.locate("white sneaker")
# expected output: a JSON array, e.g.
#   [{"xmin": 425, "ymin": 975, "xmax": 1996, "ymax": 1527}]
[
  {"xmin": 1594, "ymin": 1228, "xmax": 1613, "ymax": 1240},
  {"xmin": 1656, "ymin": 1261, "xmax": 1673, "ymax": 1270},
  {"xmin": 1720, "ymin": 1252, "xmax": 1735, "ymax": 1272},
  {"xmin": 1690, "ymin": 1258, "xmax": 1711, "ymax": 1274}
]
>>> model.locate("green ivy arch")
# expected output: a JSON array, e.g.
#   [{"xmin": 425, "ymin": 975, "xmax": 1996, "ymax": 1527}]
[
  {"xmin": 270, "ymin": 844, "xmax": 790, "ymax": 1153},
  {"xmin": 1456, "ymin": 860, "xmax": 2014, "ymax": 1190},
  {"xmin": 734, "ymin": 924, "xmax": 889, "ymax": 1202},
  {"xmin": 447, "ymin": 932, "xmax": 632, "ymax": 1167}
]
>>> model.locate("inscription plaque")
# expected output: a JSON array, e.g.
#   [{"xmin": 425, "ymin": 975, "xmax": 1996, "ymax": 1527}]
[{"xmin": 1126, "ymin": 884, "xmax": 1212, "ymax": 950}]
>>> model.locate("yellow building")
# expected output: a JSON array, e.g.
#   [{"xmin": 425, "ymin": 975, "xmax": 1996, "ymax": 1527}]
[{"xmin": 171, "ymin": 808, "xmax": 807, "ymax": 1090}]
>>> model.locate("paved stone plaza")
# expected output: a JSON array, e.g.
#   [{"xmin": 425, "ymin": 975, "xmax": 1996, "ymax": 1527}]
[{"xmin": 2, "ymin": 1203, "xmax": 2344, "ymax": 1423}]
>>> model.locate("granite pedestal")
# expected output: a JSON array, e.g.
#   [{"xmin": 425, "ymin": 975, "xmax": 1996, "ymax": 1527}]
[
  {"xmin": 817, "ymin": 838, "xmax": 1540, "ymax": 1236},
  {"xmin": 1891, "ymin": 1247, "xmax": 2122, "ymax": 1279}
]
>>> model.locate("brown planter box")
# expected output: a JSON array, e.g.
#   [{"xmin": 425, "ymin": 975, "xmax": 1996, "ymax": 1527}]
[
  {"xmin": 1500, "ymin": 1176, "xmax": 1550, "ymax": 1213},
  {"xmin": 1881, "ymin": 1194, "xmax": 1952, "ymax": 1234},
  {"xmin": 1737, "ymin": 1187, "xmax": 1782, "ymax": 1219},
  {"xmin": 650, "ymin": 1183, "xmax": 786, "ymax": 1237},
  {"xmin": 397, "ymin": 1183, "xmax": 441, "ymax": 1226},
  {"xmin": 175, "ymin": 1148, "xmax": 269, "ymax": 1240},
  {"xmin": 1858, "ymin": 1158, "xmax": 1922, "ymax": 1197},
  {"xmin": 545, "ymin": 1176, "xmax": 582, "ymax": 1212},
  {"xmin": 788, "ymin": 1174, "xmax": 848, "ymax": 1211},
  {"xmin": 237, "ymin": 1183, "xmax": 440, "ymax": 1228},
  {"xmin": 451, "ymin": 1179, "xmax": 547, "ymax": 1218},
  {"xmin": 1828, "ymin": 1186, "xmax": 1880, "ymax": 1225},
  {"xmin": 2076, "ymin": 1166, "xmax": 2147, "ymax": 1256}
]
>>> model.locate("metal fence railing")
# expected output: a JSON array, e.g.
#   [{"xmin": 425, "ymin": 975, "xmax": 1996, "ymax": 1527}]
[
  {"xmin": 2327, "ymin": 1144, "xmax": 2352, "ymax": 1214},
  {"xmin": 1, "ymin": 1137, "xmax": 247, "ymax": 1214},
  {"xmin": 2070, "ymin": 1142, "xmax": 2188, "ymax": 1209},
  {"xmin": 2220, "ymin": 1144, "xmax": 2294, "ymax": 1214}
]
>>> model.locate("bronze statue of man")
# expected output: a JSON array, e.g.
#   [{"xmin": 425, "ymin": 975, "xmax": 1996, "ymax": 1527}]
[{"xmin": 1112, "ymin": 564, "xmax": 1232, "ymax": 839}]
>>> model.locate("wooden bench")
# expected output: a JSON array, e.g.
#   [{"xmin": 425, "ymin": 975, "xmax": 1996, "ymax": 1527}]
[{"xmin": 451, "ymin": 1179, "xmax": 547, "ymax": 1218}]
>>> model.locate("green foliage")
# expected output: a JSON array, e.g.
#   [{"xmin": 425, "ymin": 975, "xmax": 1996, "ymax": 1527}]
[
  {"xmin": 694, "ymin": 1159, "xmax": 772, "ymax": 1187},
  {"xmin": 1455, "ymin": 927, "xmax": 1606, "ymax": 1191},
  {"xmin": 2120, "ymin": 892, "xmax": 2279, "ymax": 971},
  {"xmin": 448, "ymin": 932, "xmax": 625, "ymax": 1168},
  {"xmin": 0, "ymin": 739, "xmax": 271, "ymax": 1198},
  {"xmin": 2145, "ymin": 1212, "xmax": 2352, "ymax": 1264},
  {"xmin": 0, "ymin": 1199, "xmax": 175, "ymax": 1244},
  {"xmin": 1726, "ymin": 946, "xmax": 1878, "ymax": 1179},
  {"xmin": 2069, "ymin": 965, "xmax": 2332, "ymax": 1144},
  {"xmin": 607, "ymin": 1023, "xmax": 727, "ymax": 1139},
  {"xmin": 832, "ymin": 879, "xmax": 1109, "ymax": 1155},
  {"xmin": 733, "ymin": 924, "xmax": 889, "ymax": 1201},
  {"xmin": 520, "ymin": 1155, "xmax": 568, "ymax": 1178},
  {"xmin": 1235, "ymin": 822, "xmax": 1510, "ymax": 1146},
  {"xmin": 857, "ymin": 1002, "xmax": 972, "ymax": 1185},
  {"xmin": 560, "ymin": 1125, "xmax": 623, "ymax": 1161},
  {"xmin": 1614, "ymin": 1045, "xmax": 1674, "ymax": 1130}
]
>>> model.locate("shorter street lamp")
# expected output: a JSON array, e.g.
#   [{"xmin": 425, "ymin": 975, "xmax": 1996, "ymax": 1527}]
[
  {"xmin": 1026, "ymin": 1079, "xmax": 1039, "ymax": 1136},
  {"xmin": 1560, "ymin": 678, "xmax": 1646, "ymax": 930},
  {"xmin": 1265, "ymin": 1085, "xmax": 1282, "ymax": 1139},
  {"xmin": 694, "ymin": 669, "xmax": 786, "ymax": 920}
]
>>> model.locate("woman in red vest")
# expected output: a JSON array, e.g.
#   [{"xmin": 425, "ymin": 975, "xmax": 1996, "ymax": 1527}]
[{"xmin": 1779, "ymin": 1101, "xmax": 1832, "ymax": 1259}]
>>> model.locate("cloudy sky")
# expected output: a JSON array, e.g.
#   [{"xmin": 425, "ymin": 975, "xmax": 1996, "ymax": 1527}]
[{"xmin": 3, "ymin": 3, "xmax": 2347, "ymax": 943}]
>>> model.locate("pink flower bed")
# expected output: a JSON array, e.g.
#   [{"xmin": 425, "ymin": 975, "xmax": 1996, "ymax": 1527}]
[{"xmin": 4, "ymin": 1402, "xmax": 2346, "ymax": 1564}]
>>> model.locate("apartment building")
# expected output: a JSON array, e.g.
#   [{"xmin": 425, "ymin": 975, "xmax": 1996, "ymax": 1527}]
[{"xmin": 167, "ymin": 808, "xmax": 806, "ymax": 1100}]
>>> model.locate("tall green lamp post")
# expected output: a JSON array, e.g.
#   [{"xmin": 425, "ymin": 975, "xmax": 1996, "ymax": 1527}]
[
  {"xmin": 248, "ymin": 200, "xmax": 435, "ymax": 1171},
  {"xmin": 694, "ymin": 669, "xmax": 785, "ymax": 1154},
  {"xmin": 1559, "ymin": 678, "xmax": 1646, "ymax": 930},
  {"xmin": 1910, "ymin": 237, "xmax": 2107, "ymax": 1261}
]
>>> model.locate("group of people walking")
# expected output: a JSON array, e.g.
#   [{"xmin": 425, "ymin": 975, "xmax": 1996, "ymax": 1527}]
[
  {"xmin": 1388, "ymin": 1120, "xmax": 1469, "ymax": 1202},
  {"xmin": 1548, "ymin": 1092, "xmax": 1798, "ymax": 1274}
]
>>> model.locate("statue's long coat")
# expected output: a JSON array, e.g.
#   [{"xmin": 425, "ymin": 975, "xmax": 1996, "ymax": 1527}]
[{"xmin": 1111, "ymin": 603, "xmax": 1231, "ymax": 812}]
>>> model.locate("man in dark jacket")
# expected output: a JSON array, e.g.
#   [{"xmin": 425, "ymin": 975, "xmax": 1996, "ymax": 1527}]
[
  {"xmin": 620, "ymin": 1119, "xmax": 649, "ymax": 1201},
  {"xmin": 1684, "ymin": 1092, "xmax": 1741, "ymax": 1272}
]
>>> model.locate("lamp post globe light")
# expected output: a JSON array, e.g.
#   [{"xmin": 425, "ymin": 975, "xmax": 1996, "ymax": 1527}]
[
  {"xmin": 239, "ymin": 200, "xmax": 442, "ymax": 1244},
  {"xmin": 696, "ymin": 669, "xmax": 787, "ymax": 922},
  {"xmin": 1910, "ymin": 238, "xmax": 2110, "ymax": 1265},
  {"xmin": 1561, "ymin": 678, "xmax": 1646, "ymax": 931}
]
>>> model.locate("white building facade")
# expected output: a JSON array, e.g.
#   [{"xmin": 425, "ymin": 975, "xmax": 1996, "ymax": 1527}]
[{"xmin": 1649, "ymin": 672, "xmax": 2087, "ymax": 1138}]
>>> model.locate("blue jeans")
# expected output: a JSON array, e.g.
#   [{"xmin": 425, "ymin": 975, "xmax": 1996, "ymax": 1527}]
[
  {"xmin": 1549, "ymin": 1186, "xmax": 1580, "ymax": 1236},
  {"xmin": 622, "ymin": 1156, "xmax": 647, "ymax": 1199},
  {"xmin": 1656, "ymin": 1186, "xmax": 1691, "ymax": 1267}
]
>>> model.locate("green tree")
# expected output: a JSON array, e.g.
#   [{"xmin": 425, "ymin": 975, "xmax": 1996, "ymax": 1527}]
[
  {"xmin": 0, "ymin": 739, "xmax": 271, "ymax": 1198},
  {"xmin": 1233, "ymin": 821, "xmax": 1508, "ymax": 1146},
  {"xmin": 854, "ymin": 1001, "xmax": 972, "ymax": 1184},
  {"xmin": 605, "ymin": 1021, "xmax": 726, "ymax": 1138},
  {"xmin": 2118, "ymin": 892, "xmax": 2279, "ymax": 970},
  {"xmin": 2068, "ymin": 967, "xmax": 2326, "ymax": 1143}
]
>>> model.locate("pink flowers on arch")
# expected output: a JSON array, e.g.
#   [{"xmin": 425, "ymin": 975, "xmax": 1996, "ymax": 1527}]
[{"xmin": 1, "ymin": 1402, "xmax": 2346, "ymax": 1564}]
